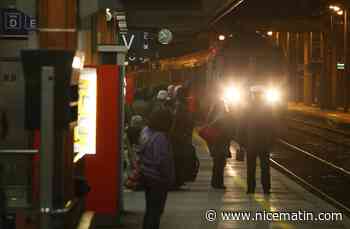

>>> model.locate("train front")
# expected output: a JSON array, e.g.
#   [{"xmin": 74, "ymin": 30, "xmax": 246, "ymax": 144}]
[{"xmin": 215, "ymin": 32, "xmax": 288, "ymax": 114}]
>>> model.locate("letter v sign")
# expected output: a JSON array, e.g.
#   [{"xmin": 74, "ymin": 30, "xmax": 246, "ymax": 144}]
[{"xmin": 122, "ymin": 34, "xmax": 135, "ymax": 50}]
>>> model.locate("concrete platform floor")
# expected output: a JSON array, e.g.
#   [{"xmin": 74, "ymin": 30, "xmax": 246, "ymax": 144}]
[
  {"xmin": 121, "ymin": 138, "xmax": 350, "ymax": 229},
  {"xmin": 123, "ymin": 158, "xmax": 350, "ymax": 228}
]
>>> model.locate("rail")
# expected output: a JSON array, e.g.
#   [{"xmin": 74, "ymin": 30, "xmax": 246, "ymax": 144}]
[
  {"xmin": 270, "ymin": 158, "xmax": 350, "ymax": 217},
  {"xmin": 278, "ymin": 139, "xmax": 350, "ymax": 177}
]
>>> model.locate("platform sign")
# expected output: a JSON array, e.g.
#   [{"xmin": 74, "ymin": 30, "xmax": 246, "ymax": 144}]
[
  {"xmin": 74, "ymin": 68, "xmax": 97, "ymax": 157},
  {"xmin": 0, "ymin": 8, "xmax": 37, "ymax": 38},
  {"xmin": 337, "ymin": 63, "xmax": 345, "ymax": 70},
  {"xmin": 119, "ymin": 30, "xmax": 156, "ymax": 64}
]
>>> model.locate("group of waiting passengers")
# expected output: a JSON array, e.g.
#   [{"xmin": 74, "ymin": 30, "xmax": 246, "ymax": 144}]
[
  {"xmin": 122, "ymin": 82, "xmax": 280, "ymax": 229},
  {"xmin": 123, "ymin": 83, "xmax": 199, "ymax": 229}
]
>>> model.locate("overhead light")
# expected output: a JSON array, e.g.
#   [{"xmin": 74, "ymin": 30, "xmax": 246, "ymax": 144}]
[
  {"xmin": 337, "ymin": 63, "xmax": 345, "ymax": 70},
  {"xmin": 337, "ymin": 10, "xmax": 344, "ymax": 15},
  {"xmin": 333, "ymin": 6, "xmax": 341, "ymax": 12},
  {"xmin": 267, "ymin": 31, "xmax": 273, "ymax": 36},
  {"xmin": 329, "ymin": 5, "xmax": 335, "ymax": 10},
  {"xmin": 218, "ymin": 35, "xmax": 226, "ymax": 41}
]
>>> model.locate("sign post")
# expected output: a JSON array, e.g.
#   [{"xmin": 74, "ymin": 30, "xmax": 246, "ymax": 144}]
[{"xmin": 40, "ymin": 66, "xmax": 55, "ymax": 229}]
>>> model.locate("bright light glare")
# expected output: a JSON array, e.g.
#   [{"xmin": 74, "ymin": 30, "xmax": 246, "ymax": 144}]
[
  {"xmin": 219, "ymin": 35, "xmax": 226, "ymax": 41},
  {"xmin": 74, "ymin": 68, "xmax": 97, "ymax": 161},
  {"xmin": 329, "ymin": 5, "xmax": 335, "ymax": 10},
  {"xmin": 337, "ymin": 10, "xmax": 344, "ymax": 15},
  {"xmin": 267, "ymin": 31, "xmax": 273, "ymax": 36},
  {"xmin": 265, "ymin": 88, "xmax": 281, "ymax": 104},
  {"xmin": 333, "ymin": 6, "xmax": 341, "ymax": 12},
  {"xmin": 223, "ymin": 87, "xmax": 241, "ymax": 104},
  {"xmin": 72, "ymin": 56, "xmax": 84, "ymax": 69}
]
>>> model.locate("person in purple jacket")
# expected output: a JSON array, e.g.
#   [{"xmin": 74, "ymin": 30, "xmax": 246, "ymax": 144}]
[{"xmin": 139, "ymin": 107, "xmax": 175, "ymax": 229}]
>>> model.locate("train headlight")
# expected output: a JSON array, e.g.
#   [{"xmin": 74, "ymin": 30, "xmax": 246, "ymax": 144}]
[
  {"xmin": 223, "ymin": 86, "xmax": 241, "ymax": 104},
  {"xmin": 265, "ymin": 88, "xmax": 282, "ymax": 104}
]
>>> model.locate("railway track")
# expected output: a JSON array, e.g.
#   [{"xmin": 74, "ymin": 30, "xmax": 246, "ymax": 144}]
[
  {"xmin": 271, "ymin": 139, "xmax": 350, "ymax": 217},
  {"xmin": 284, "ymin": 117, "xmax": 350, "ymax": 171},
  {"xmin": 286, "ymin": 117, "xmax": 350, "ymax": 148}
]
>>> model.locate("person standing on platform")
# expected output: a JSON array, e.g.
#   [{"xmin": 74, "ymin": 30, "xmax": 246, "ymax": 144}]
[
  {"xmin": 132, "ymin": 88, "xmax": 152, "ymax": 121},
  {"xmin": 243, "ymin": 87, "xmax": 278, "ymax": 195},
  {"xmin": 167, "ymin": 85, "xmax": 175, "ymax": 99},
  {"xmin": 139, "ymin": 108, "xmax": 175, "ymax": 229},
  {"xmin": 205, "ymin": 100, "xmax": 233, "ymax": 190},
  {"xmin": 149, "ymin": 90, "xmax": 168, "ymax": 112},
  {"xmin": 170, "ymin": 86, "xmax": 195, "ymax": 188}
]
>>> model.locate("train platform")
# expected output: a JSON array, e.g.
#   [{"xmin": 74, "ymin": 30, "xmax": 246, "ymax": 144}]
[
  {"xmin": 86, "ymin": 132, "xmax": 350, "ymax": 229},
  {"xmin": 288, "ymin": 102, "xmax": 350, "ymax": 127}
]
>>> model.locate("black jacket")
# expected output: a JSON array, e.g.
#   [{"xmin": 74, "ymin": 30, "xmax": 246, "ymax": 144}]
[{"xmin": 239, "ymin": 103, "xmax": 278, "ymax": 152}]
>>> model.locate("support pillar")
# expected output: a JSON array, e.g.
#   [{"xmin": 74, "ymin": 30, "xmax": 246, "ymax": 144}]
[
  {"xmin": 320, "ymin": 32, "xmax": 325, "ymax": 109},
  {"xmin": 304, "ymin": 32, "xmax": 313, "ymax": 105},
  {"xmin": 330, "ymin": 15, "xmax": 338, "ymax": 109},
  {"xmin": 286, "ymin": 33, "xmax": 296, "ymax": 102},
  {"xmin": 295, "ymin": 32, "xmax": 302, "ymax": 102},
  {"xmin": 85, "ymin": 45, "xmax": 128, "ymax": 218},
  {"xmin": 40, "ymin": 66, "xmax": 55, "ymax": 229},
  {"xmin": 321, "ymin": 28, "xmax": 332, "ymax": 109},
  {"xmin": 39, "ymin": 0, "xmax": 77, "ymax": 49},
  {"xmin": 344, "ymin": 9, "xmax": 349, "ymax": 111}
]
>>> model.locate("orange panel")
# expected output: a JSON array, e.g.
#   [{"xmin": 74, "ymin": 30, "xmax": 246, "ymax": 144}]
[
  {"xmin": 39, "ymin": 0, "xmax": 77, "ymax": 49},
  {"xmin": 126, "ymin": 74, "xmax": 136, "ymax": 105}
]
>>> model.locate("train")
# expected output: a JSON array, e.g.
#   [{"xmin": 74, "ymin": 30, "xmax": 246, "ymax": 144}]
[{"xmin": 207, "ymin": 31, "xmax": 288, "ymax": 109}]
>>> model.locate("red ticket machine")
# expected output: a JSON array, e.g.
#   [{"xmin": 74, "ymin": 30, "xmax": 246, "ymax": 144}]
[{"xmin": 84, "ymin": 65, "xmax": 121, "ymax": 214}]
